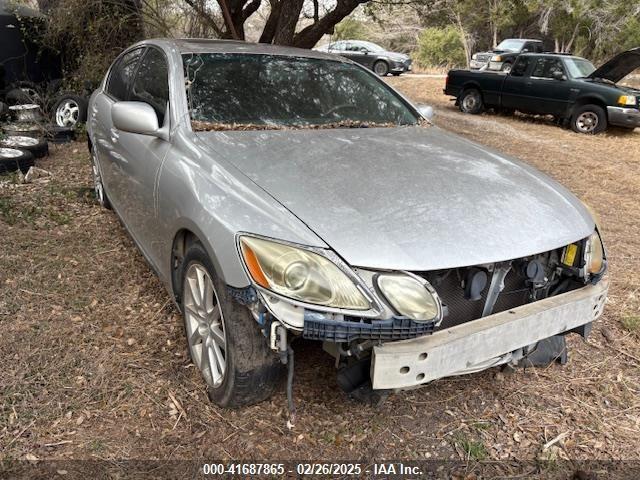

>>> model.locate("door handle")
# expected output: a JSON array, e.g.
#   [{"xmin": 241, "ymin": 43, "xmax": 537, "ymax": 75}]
[{"xmin": 525, "ymin": 81, "xmax": 533, "ymax": 87}]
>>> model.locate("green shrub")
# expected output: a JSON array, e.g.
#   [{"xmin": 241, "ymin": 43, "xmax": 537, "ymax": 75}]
[
  {"xmin": 415, "ymin": 26, "xmax": 466, "ymax": 69},
  {"xmin": 333, "ymin": 18, "xmax": 367, "ymax": 41}
]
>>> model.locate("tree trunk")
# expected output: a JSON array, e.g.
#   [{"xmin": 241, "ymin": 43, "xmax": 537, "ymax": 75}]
[
  {"xmin": 453, "ymin": 11, "xmax": 471, "ymax": 68},
  {"xmin": 272, "ymin": 0, "xmax": 304, "ymax": 45},
  {"xmin": 292, "ymin": 0, "xmax": 364, "ymax": 48}
]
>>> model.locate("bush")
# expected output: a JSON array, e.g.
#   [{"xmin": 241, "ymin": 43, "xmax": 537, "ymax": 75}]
[
  {"xmin": 414, "ymin": 26, "xmax": 466, "ymax": 69},
  {"xmin": 333, "ymin": 18, "xmax": 367, "ymax": 41}
]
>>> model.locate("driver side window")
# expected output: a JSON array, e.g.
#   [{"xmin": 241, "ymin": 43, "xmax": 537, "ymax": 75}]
[
  {"xmin": 511, "ymin": 57, "xmax": 531, "ymax": 77},
  {"xmin": 129, "ymin": 48, "xmax": 169, "ymax": 126},
  {"xmin": 106, "ymin": 48, "xmax": 144, "ymax": 101}
]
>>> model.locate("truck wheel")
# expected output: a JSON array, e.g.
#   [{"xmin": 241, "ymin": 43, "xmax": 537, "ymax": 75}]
[
  {"xmin": 459, "ymin": 88, "xmax": 484, "ymax": 114},
  {"xmin": 571, "ymin": 104, "xmax": 607, "ymax": 134},
  {"xmin": 373, "ymin": 61, "xmax": 389, "ymax": 76},
  {"xmin": 180, "ymin": 242, "xmax": 283, "ymax": 407},
  {"xmin": 501, "ymin": 62, "xmax": 513, "ymax": 73}
]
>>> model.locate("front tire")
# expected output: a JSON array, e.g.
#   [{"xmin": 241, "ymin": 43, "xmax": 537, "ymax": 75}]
[
  {"xmin": 571, "ymin": 104, "xmax": 607, "ymax": 134},
  {"xmin": 459, "ymin": 88, "xmax": 484, "ymax": 114},
  {"xmin": 180, "ymin": 242, "xmax": 282, "ymax": 407},
  {"xmin": 501, "ymin": 62, "xmax": 513, "ymax": 73},
  {"xmin": 373, "ymin": 60, "xmax": 389, "ymax": 76}
]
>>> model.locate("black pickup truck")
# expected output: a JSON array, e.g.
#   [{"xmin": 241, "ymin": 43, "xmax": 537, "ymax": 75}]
[{"xmin": 445, "ymin": 50, "xmax": 640, "ymax": 134}]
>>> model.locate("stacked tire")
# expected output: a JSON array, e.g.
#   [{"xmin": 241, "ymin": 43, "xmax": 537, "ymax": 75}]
[{"xmin": 1, "ymin": 104, "xmax": 50, "ymax": 174}]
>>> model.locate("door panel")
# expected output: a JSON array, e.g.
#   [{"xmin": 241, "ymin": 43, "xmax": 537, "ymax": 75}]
[
  {"xmin": 527, "ymin": 58, "xmax": 572, "ymax": 116},
  {"xmin": 114, "ymin": 47, "xmax": 172, "ymax": 268},
  {"xmin": 94, "ymin": 48, "xmax": 146, "ymax": 211},
  {"xmin": 501, "ymin": 56, "xmax": 534, "ymax": 110}
]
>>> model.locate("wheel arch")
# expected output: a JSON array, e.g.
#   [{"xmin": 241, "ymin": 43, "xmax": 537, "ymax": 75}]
[
  {"xmin": 570, "ymin": 96, "xmax": 608, "ymax": 118},
  {"xmin": 170, "ymin": 222, "xmax": 241, "ymax": 307}
]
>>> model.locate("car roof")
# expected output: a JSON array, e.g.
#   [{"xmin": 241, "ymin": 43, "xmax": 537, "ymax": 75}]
[
  {"xmin": 520, "ymin": 52, "xmax": 585, "ymax": 60},
  {"xmin": 152, "ymin": 38, "xmax": 344, "ymax": 62},
  {"xmin": 502, "ymin": 38, "xmax": 542, "ymax": 42}
]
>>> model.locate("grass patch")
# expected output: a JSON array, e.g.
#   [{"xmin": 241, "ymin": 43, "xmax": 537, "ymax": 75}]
[
  {"xmin": 454, "ymin": 434, "xmax": 487, "ymax": 461},
  {"xmin": 621, "ymin": 315, "xmax": 640, "ymax": 334}
]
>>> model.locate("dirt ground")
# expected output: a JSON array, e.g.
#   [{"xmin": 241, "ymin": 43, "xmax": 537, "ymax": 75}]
[{"xmin": 1, "ymin": 77, "xmax": 639, "ymax": 475}]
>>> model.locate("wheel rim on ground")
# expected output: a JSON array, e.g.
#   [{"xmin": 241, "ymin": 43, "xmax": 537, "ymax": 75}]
[
  {"xmin": 91, "ymin": 151, "xmax": 106, "ymax": 205},
  {"xmin": 576, "ymin": 111, "xmax": 598, "ymax": 133},
  {"xmin": 55, "ymin": 100, "xmax": 80, "ymax": 128},
  {"xmin": 462, "ymin": 91, "xmax": 480, "ymax": 111},
  {"xmin": 183, "ymin": 263, "xmax": 227, "ymax": 388},
  {"xmin": 374, "ymin": 62, "xmax": 388, "ymax": 76},
  {"xmin": 1, "ymin": 136, "xmax": 39, "ymax": 148},
  {"xmin": 0, "ymin": 147, "xmax": 24, "ymax": 158}
]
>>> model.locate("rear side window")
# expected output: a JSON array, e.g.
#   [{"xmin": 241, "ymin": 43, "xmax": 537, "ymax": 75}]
[
  {"xmin": 532, "ymin": 58, "xmax": 565, "ymax": 78},
  {"xmin": 130, "ymin": 48, "xmax": 169, "ymax": 125},
  {"xmin": 106, "ymin": 48, "xmax": 144, "ymax": 100},
  {"xmin": 511, "ymin": 57, "xmax": 531, "ymax": 77}
]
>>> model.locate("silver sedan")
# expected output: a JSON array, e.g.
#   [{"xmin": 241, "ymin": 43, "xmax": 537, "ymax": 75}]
[{"xmin": 88, "ymin": 39, "xmax": 608, "ymax": 408}]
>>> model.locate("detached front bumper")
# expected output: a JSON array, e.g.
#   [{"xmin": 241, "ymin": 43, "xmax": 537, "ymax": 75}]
[
  {"xmin": 371, "ymin": 279, "xmax": 608, "ymax": 390},
  {"xmin": 607, "ymin": 106, "xmax": 640, "ymax": 128}
]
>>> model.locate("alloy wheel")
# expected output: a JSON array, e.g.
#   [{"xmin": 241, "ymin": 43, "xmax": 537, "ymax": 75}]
[
  {"xmin": 575, "ymin": 111, "xmax": 598, "ymax": 133},
  {"xmin": 374, "ymin": 62, "xmax": 388, "ymax": 76},
  {"xmin": 183, "ymin": 263, "xmax": 227, "ymax": 388},
  {"xmin": 55, "ymin": 100, "xmax": 80, "ymax": 128},
  {"xmin": 90, "ymin": 151, "xmax": 106, "ymax": 206}
]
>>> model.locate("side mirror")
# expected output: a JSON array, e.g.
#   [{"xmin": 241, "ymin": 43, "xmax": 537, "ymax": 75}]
[
  {"xmin": 416, "ymin": 104, "xmax": 434, "ymax": 120},
  {"xmin": 112, "ymin": 101, "xmax": 160, "ymax": 136},
  {"xmin": 552, "ymin": 70, "xmax": 566, "ymax": 81}
]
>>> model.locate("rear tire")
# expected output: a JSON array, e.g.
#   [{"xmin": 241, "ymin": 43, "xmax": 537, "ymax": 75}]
[
  {"xmin": 571, "ymin": 104, "xmax": 607, "ymax": 134},
  {"xmin": 459, "ymin": 88, "xmax": 484, "ymax": 114},
  {"xmin": 90, "ymin": 148, "xmax": 111, "ymax": 209},
  {"xmin": 180, "ymin": 242, "xmax": 283, "ymax": 407}
]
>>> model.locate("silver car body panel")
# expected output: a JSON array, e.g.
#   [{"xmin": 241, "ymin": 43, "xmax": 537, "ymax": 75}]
[
  {"xmin": 196, "ymin": 126, "xmax": 593, "ymax": 271},
  {"xmin": 88, "ymin": 38, "xmax": 595, "ymax": 296}
]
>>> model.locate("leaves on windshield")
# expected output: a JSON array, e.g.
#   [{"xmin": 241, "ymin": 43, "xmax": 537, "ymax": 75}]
[{"xmin": 191, "ymin": 119, "xmax": 430, "ymax": 132}]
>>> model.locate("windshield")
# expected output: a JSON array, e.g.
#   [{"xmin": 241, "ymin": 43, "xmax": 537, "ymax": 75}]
[
  {"xmin": 183, "ymin": 53, "xmax": 419, "ymax": 130},
  {"xmin": 564, "ymin": 58, "xmax": 596, "ymax": 78},
  {"xmin": 357, "ymin": 41, "xmax": 385, "ymax": 52},
  {"xmin": 495, "ymin": 39, "xmax": 526, "ymax": 52}
]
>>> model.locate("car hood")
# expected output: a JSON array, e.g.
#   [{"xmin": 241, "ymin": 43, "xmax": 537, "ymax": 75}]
[
  {"xmin": 589, "ymin": 48, "xmax": 640, "ymax": 83},
  {"xmin": 196, "ymin": 126, "xmax": 594, "ymax": 271}
]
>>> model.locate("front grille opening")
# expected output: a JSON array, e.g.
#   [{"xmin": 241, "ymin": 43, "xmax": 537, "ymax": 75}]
[{"xmin": 416, "ymin": 246, "xmax": 587, "ymax": 330}]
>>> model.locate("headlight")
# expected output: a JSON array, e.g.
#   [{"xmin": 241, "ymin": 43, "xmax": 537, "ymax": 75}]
[
  {"xmin": 618, "ymin": 95, "xmax": 637, "ymax": 106},
  {"xmin": 472, "ymin": 53, "xmax": 478, "ymax": 60},
  {"xmin": 375, "ymin": 273, "xmax": 441, "ymax": 322},
  {"xmin": 239, "ymin": 236, "xmax": 371, "ymax": 310},
  {"xmin": 585, "ymin": 231, "xmax": 605, "ymax": 275},
  {"xmin": 491, "ymin": 55, "xmax": 503, "ymax": 62}
]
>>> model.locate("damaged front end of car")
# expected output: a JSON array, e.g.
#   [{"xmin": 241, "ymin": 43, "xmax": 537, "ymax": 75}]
[{"xmin": 228, "ymin": 229, "xmax": 608, "ymax": 409}]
